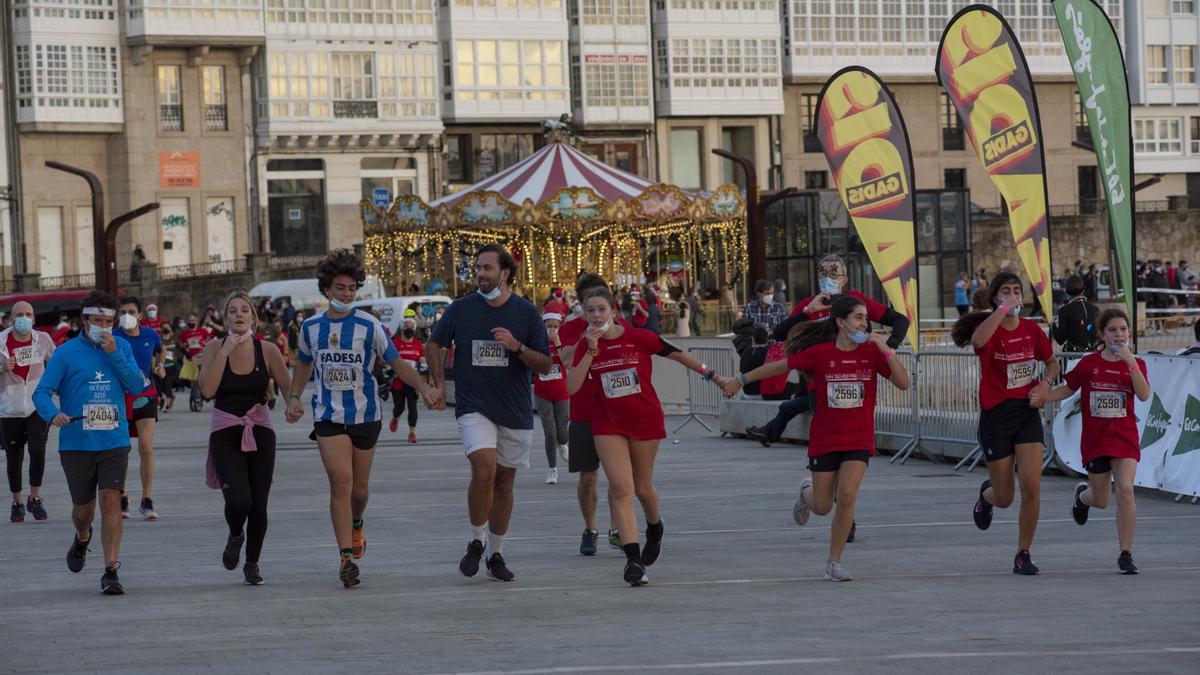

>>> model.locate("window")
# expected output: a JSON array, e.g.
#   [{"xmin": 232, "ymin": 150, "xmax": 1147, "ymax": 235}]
[
  {"xmin": 1173, "ymin": 1, "xmax": 1196, "ymax": 13},
  {"xmin": 1191, "ymin": 117, "xmax": 1200, "ymax": 154},
  {"xmin": 1073, "ymin": 90, "xmax": 1090, "ymax": 145},
  {"xmin": 157, "ymin": 65, "xmax": 183, "ymax": 131},
  {"xmin": 942, "ymin": 92, "xmax": 964, "ymax": 150},
  {"xmin": 585, "ymin": 64, "xmax": 617, "ymax": 107},
  {"xmin": 478, "ymin": 134, "xmax": 536, "ymax": 176},
  {"xmin": 669, "ymin": 129, "xmax": 702, "ymax": 190},
  {"xmin": 1174, "ymin": 46, "xmax": 1196, "ymax": 84},
  {"xmin": 332, "ymin": 53, "xmax": 377, "ymax": 118},
  {"xmin": 446, "ymin": 135, "xmax": 469, "ymax": 182},
  {"xmin": 944, "ymin": 168, "xmax": 966, "ymax": 190},
  {"xmin": 804, "ymin": 171, "xmax": 827, "ymax": 189},
  {"xmin": 378, "ymin": 51, "xmax": 439, "ymax": 119},
  {"xmin": 1134, "ymin": 118, "xmax": 1183, "ymax": 154},
  {"xmin": 801, "ymin": 93, "xmax": 821, "ymax": 153},
  {"xmin": 454, "ymin": 39, "xmax": 566, "ymax": 100},
  {"xmin": 202, "ymin": 66, "xmax": 227, "ymax": 131},
  {"xmin": 1147, "ymin": 46, "xmax": 1168, "ymax": 84}
]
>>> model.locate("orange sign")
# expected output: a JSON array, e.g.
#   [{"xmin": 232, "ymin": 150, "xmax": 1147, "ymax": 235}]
[{"xmin": 159, "ymin": 152, "xmax": 201, "ymax": 189}]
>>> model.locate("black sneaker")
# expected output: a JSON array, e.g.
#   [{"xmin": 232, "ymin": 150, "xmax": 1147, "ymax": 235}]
[
  {"xmin": 973, "ymin": 479, "xmax": 993, "ymax": 530},
  {"xmin": 67, "ymin": 527, "xmax": 92, "ymax": 573},
  {"xmin": 1071, "ymin": 483, "xmax": 1090, "ymax": 526},
  {"xmin": 1118, "ymin": 551, "xmax": 1138, "ymax": 575},
  {"xmin": 744, "ymin": 425, "xmax": 772, "ymax": 447},
  {"xmin": 847, "ymin": 521, "xmax": 857, "ymax": 543},
  {"xmin": 485, "ymin": 553, "xmax": 515, "ymax": 582},
  {"xmin": 101, "ymin": 562, "xmax": 124, "ymax": 595},
  {"xmin": 579, "ymin": 529, "xmax": 599, "ymax": 556},
  {"xmin": 26, "ymin": 497, "xmax": 47, "ymax": 521},
  {"xmin": 459, "ymin": 539, "xmax": 484, "ymax": 577},
  {"xmin": 243, "ymin": 562, "xmax": 263, "ymax": 585},
  {"xmin": 9, "ymin": 501, "xmax": 25, "ymax": 523},
  {"xmin": 223, "ymin": 533, "xmax": 245, "ymax": 571},
  {"xmin": 623, "ymin": 559, "xmax": 648, "ymax": 587},
  {"xmin": 339, "ymin": 557, "xmax": 360, "ymax": 588},
  {"xmin": 642, "ymin": 521, "xmax": 665, "ymax": 567},
  {"xmin": 1013, "ymin": 549, "xmax": 1039, "ymax": 575},
  {"xmin": 120, "ymin": 495, "xmax": 130, "ymax": 520}
]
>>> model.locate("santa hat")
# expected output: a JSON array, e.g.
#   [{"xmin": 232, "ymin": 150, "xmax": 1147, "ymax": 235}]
[{"xmin": 542, "ymin": 312, "xmax": 563, "ymax": 322}]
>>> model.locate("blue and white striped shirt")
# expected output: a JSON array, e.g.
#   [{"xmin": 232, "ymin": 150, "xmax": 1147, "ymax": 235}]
[{"xmin": 298, "ymin": 310, "xmax": 399, "ymax": 425}]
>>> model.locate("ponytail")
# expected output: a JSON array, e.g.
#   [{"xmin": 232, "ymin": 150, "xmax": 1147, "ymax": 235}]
[
  {"xmin": 784, "ymin": 295, "xmax": 862, "ymax": 355},
  {"xmin": 951, "ymin": 311, "xmax": 991, "ymax": 348}
]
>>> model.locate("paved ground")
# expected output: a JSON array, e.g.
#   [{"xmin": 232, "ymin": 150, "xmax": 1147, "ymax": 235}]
[{"xmin": 3, "ymin": 398, "xmax": 1199, "ymax": 675}]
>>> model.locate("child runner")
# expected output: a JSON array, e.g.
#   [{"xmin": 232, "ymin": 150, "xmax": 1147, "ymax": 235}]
[
  {"xmin": 388, "ymin": 316, "xmax": 426, "ymax": 443},
  {"xmin": 534, "ymin": 312, "xmax": 570, "ymax": 485}
]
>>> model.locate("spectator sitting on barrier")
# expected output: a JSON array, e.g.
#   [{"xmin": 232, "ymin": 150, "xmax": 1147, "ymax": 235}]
[
  {"xmin": 1178, "ymin": 320, "xmax": 1200, "ymax": 357},
  {"xmin": 738, "ymin": 327, "xmax": 771, "ymax": 399},
  {"xmin": 1052, "ymin": 275, "xmax": 1100, "ymax": 353},
  {"xmin": 741, "ymin": 279, "xmax": 789, "ymax": 333}
]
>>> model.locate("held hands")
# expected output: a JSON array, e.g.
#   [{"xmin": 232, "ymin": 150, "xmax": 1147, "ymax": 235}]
[
  {"xmin": 285, "ymin": 397, "xmax": 304, "ymax": 423},
  {"xmin": 804, "ymin": 293, "xmax": 832, "ymax": 314},
  {"xmin": 491, "ymin": 327, "xmax": 521, "ymax": 352},
  {"xmin": 1028, "ymin": 381, "xmax": 1051, "ymax": 409},
  {"xmin": 421, "ymin": 384, "xmax": 446, "ymax": 410},
  {"xmin": 720, "ymin": 376, "xmax": 743, "ymax": 398}
]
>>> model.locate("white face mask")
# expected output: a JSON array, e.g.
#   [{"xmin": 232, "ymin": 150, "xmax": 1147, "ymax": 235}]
[
  {"xmin": 120, "ymin": 314, "xmax": 138, "ymax": 331},
  {"xmin": 147, "ymin": 309, "xmax": 158, "ymax": 319}
]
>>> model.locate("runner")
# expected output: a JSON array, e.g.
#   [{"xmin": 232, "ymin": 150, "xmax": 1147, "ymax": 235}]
[
  {"xmin": 722, "ymin": 295, "xmax": 909, "ymax": 581},
  {"xmin": 141, "ymin": 303, "xmax": 163, "ymax": 332},
  {"xmin": 285, "ymin": 249, "xmax": 437, "ymax": 588},
  {"xmin": 2, "ymin": 301, "xmax": 56, "ymax": 522},
  {"xmin": 157, "ymin": 323, "xmax": 179, "ymax": 412},
  {"xmin": 179, "ymin": 313, "xmax": 214, "ymax": 411},
  {"xmin": 951, "ymin": 271, "xmax": 1059, "ymax": 575},
  {"xmin": 197, "ymin": 292, "xmax": 293, "ymax": 585},
  {"xmin": 1039, "ymin": 309, "xmax": 1149, "ymax": 574},
  {"xmin": 533, "ymin": 312, "xmax": 569, "ymax": 485},
  {"xmin": 426, "ymin": 244, "xmax": 551, "ymax": 583},
  {"xmin": 115, "ymin": 297, "xmax": 165, "ymax": 521},
  {"xmin": 33, "ymin": 291, "xmax": 147, "ymax": 594},
  {"xmin": 388, "ymin": 315, "xmax": 425, "ymax": 443},
  {"xmin": 566, "ymin": 287, "xmax": 730, "ymax": 586}
]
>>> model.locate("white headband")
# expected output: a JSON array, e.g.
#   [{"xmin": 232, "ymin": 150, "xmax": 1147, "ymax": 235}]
[
  {"xmin": 542, "ymin": 313, "xmax": 563, "ymax": 322},
  {"xmin": 82, "ymin": 307, "xmax": 116, "ymax": 318}
]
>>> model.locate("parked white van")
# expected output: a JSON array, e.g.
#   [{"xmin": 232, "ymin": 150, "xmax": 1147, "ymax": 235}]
[
  {"xmin": 249, "ymin": 276, "xmax": 385, "ymax": 312},
  {"xmin": 352, "ymin": 295, "xmax": 452, "ymax": 334}
]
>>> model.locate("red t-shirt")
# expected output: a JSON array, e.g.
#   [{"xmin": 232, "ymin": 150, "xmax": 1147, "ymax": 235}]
[
  {"xmin": 5, "ymin": 332, "xmax": 39, "ymax": 381},
  {"xmin": 180, "ymin": 326, "xmax": 214, "ymax": 359},
  {"xmin": 572, "ymin": 326, "xmax": 664, "ymax": 440},
  {"xmin": 787, "ymin": 341, "xmax": 892, "ymax": 456},
  {"xmin": 533, "ymin": 342, "xmax": 569, "ymax": 402},
  {"xmin": 630, "ymin": 299, "xmax": 649, "ymax": 327},
  {"xmin": 1063, "ymin": 352, "xmax": 1147, "ymax": 464},
  {"xmin": 141, "ymin": 317, "xmax": 163, "ymax": 331},
  {"xmin": 390, "ymin": 336, "xmax": 425, "ymax": 391},
  {"xmin": 973, "ymin": 318, "xmax": 1053, "ymax": 411},
  {"xmin": 560, "ymin": 315, "xmax": 632, "ymax": 423},
  {"xmin": 789, "ymin": 289, "xmax": 888, "ymax": 322},
  {"xmin": 51, "ymin": 324, "xmax": 71, "ymax": 346}
]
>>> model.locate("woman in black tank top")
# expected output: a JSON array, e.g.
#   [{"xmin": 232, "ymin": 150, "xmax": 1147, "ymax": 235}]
[{"xmin": 197, "ymin": 294, "xmax": 293, "ymax": 585}]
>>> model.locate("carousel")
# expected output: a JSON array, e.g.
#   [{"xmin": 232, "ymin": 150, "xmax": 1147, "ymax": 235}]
[{"xmin": 361, "ymin": 139, "xmax": 747, "ymax": 300}]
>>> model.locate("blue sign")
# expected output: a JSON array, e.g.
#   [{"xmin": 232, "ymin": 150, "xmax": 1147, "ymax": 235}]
[{"xmin": 372, "ymin": 187, "xmax": 390, "ymax": 207}]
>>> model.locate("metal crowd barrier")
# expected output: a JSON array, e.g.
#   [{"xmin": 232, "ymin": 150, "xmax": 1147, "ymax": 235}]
[{"xmin": 675, "ymin": 345, "xmax": 738, "ymax": 433}]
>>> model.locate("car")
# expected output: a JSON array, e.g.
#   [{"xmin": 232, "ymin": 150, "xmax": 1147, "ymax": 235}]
[
  {"xmin": 249, "ymin": 276, "xmax": 386, "ymax": 312},
  {"xmin": 351, "ymin": 295, "xmax": 452, "ymax": 335}
]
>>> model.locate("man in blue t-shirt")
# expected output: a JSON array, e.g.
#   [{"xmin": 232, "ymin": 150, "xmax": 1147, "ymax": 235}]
[
  {"xmin": 115, "ymin": 296, "xmax": 164, "ymax": 521},
  {"xmin": 428, "ymin": 244, "xmax": 551, "ymax": 583}
]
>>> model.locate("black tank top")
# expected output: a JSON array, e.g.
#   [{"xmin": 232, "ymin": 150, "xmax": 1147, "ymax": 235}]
[{"xmin": 214, "ymin": 338, "xmax": 270, "ymax": 417}]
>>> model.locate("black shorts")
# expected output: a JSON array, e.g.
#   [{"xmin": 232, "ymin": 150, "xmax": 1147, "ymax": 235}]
[
  {"xmin": 808, "ymin": 449, "xmax": 871, "ymax": 472},
  {"xmin": 131, "ymin": 400, "xmax": 158, "ymax": 423},
  {"xmin": 1085, "ymin": 456, "xmax": 1128, "ymax": 474},
  {"xmin": 60, "ymin": 448, "xmax": 130, "ymax": 505},
  {"xmin": 310, "ymin": 420, "xmax": 382, "ymax": 450},
  {"xmin": 568, "ymin": 421, "xmax": 600, "ymax": 473},
  {"xmin": 978, "ymin": 398, "xmax": 1044, "ymax": 463}
]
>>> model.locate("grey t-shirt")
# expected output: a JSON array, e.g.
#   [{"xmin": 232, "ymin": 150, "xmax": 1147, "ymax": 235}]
[{"xmin": 430, "ymin": 291, "xmax": 549, "ymax": 429}]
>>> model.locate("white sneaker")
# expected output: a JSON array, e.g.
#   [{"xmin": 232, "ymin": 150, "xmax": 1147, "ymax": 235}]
[
  {"xmin": 545, "ymin": 467, "xmax": 558, "ymax": 484},
  {"xmin": 792, "ymin": 477, "xmax": 812, "ymax": 526},
  {"xmin": 824, "ymin": 559, "xmax": 852, "ymax": 582},
  {"xmin": 558, "ymin": 444, "xmax": 569, "ymax": 461}
]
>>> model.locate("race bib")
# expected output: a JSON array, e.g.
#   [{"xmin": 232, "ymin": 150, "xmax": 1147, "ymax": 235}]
[
  {"xmin": 1006, "ymin": 360, "xmax": 1035, "ymax": 389},
  {"xmin": 826, "ymin": 381, "xmax": 864, "ymax": 409},
  {"xmin": 187, "ymin": 337, "xmax": 202, "ymax": 349},
  {"xmin": 83, "ymin": 404, "xmax": 119, "ymax": 431},
  {"xmin": 472, "ymin": 340, "xmax": 509, "ymax": 367},
  {"xmin": 322, "ymin": 365, "xmax": 357, "ymax": 391},
  {"xmin": 12, "ymin": 345, "xmax": 40, "ymax": 367},
  {"xmin": 539, "ymin": 364, "xmax": 562, "ymax": 381},
  {"xmin": 601, "ymin": 368, "xmax": 641, "ymax": 399},
  {"xmin": 403, "ymin": 359, "xmax": 418, "ymax": 369},
  {"xmin": 1090, "ymin": 391, "xmax": 1127, "ymax": 418}
]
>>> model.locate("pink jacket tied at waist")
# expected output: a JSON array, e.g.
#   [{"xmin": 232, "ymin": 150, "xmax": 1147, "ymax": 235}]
[{"xmin": 205, "ymin": 404, "xmax": 273, "ymax": 489}]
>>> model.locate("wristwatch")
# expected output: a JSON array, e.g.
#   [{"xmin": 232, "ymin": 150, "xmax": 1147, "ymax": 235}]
[{"xmin": 517, "ymin": 343, "xmax": 527, "ymax": 354}]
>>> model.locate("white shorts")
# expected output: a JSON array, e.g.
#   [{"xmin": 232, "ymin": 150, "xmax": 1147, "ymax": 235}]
[{"xmin": 457, "ymin": 412, "xmax": 532, "ymax": 469}]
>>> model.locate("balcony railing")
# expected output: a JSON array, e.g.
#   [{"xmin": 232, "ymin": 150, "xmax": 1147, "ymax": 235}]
[
  {"xmin": 160, "ymin": 104, "xmax": 184, "ymax": 131},
  {"xmin": 334, "ymin": 100, "xmax": 378, "ymax": 119},
  {"xmin": 158, "ymin": 258, "xmax": 247, "ymax": 280},
  {"xmin": 205, "ymin": 104, "xmax": 228, "ymax": 131},
  {"xmin": 268, "ymin": 254, "xmax": 325, "ymax": 271}
]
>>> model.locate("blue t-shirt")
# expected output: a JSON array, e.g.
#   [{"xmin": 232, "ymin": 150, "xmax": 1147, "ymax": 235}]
[
  {"xmin": 430, "ymin": 292, "xmax": 549, "ymax": 429},
  {"xmin": 33, "ymin": 335, "xmax": 146, "ymax": 452},
  {"xmin": 954, "ymin": 282, "xmax": 970, "ymax": 306},
  {"xmin": 116, "ymin": 327, "xmax": 162, "ymax": 376}
]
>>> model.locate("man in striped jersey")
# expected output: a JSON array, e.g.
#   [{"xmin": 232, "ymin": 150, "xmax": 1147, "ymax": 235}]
[{"xmin": 285, "ymin": 249, "xmax": 440, "ymax": 587}]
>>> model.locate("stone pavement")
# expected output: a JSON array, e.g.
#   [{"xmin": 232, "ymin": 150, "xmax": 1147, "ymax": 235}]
[{"xmin": 3, "ymin": 400, "xmax": 1199, "ymax": 675}]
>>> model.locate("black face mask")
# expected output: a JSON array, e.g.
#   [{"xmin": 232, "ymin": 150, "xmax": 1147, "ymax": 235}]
[
  {"xmin": 403, "ymin": 329, "xmax": 415, "ymax": 339},
  {"xmin": 188, "ymin": 322, "xmax": 197, "ymax": 328}
]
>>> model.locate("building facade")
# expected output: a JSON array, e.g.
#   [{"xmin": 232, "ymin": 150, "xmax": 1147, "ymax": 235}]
[{"xmin": 0, "ymin": 7, "xmax": 13, "ymax": 286}]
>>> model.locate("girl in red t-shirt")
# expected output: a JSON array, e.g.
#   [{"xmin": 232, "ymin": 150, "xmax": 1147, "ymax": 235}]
[
  {"xmin": 389, "ymin": 318, "xmax": 426, "ymax": 443},
  {"xmin": 566, "ymin": 287, "xmax": 729, "ymax": 587},
  {"xmin": 1042, "ymin": 309, "xmax": 1149, "ymax": 574},
  {"xmin": 723, "ymin": 295, "xmax": 909, "ymax": 582},
  {"xmin": 533, "ymin": 312, "xmax": 570, "ymax": 485},
  {"xmin": 951, "ymin": 272, "xmax": 1060, "ymax": 576}
]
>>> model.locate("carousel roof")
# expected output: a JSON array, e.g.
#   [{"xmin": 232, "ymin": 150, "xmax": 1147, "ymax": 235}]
[{"xmin": 431, "ymin": 140, "xmax": 657, "ymax": 209}]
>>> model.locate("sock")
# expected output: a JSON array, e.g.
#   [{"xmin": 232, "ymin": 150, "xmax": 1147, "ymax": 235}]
[
  {"xmin": 646, "ymin": 520, "xmax": 663, "ymax": 540},
  {"xmin": 487, "ymin": 532, "xmax": 504, "ymax": 556},
  {"xmin": 622, "ymin": 542, "xmax": 642, "ymax": 563},
  {"xmin": 352, "ymin": 518, "xmax": 364, "ymax": 530},
  {"xmin": 471, "ymin": 524, "xmax": 486, "ymax": 543},
  {"xmin": 340, "ymin": 548, "xmax": 353, "ymax": 560}
]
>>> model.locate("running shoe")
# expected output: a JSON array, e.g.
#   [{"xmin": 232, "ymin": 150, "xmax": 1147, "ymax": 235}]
[
  {"xmin": 1013, "ymin": 549, "xmax": 1039, "ymax": 575},
  {"xmin": 243, "ymin": 562, "xmax": 263, "ymax": 586},
  {"xmin": 579, "ymin": 529, "xmax": 599, "ymax": 556},
  {"xmin": 101, "ymin": 562, "xmax": 124, "ymax": 595},
  {"xmin": 10, "ymin": 501, "xmax": 25, "ymax": 523},
  {"xmin": 1071, "ymin": 482, "xmax": 1090, "ymax": 526},
  {"xmin": 607, "ymin": 529, "xmax": 621, "ymax": 549},
  {"xmin": 545, "ymin": 467, "xmax": 558, "ymax": 484},
  {"xmin": 26, "ymin": 497, "xmax": 47, "ymax": 521},
  {"xmin": 792, "ymin": 477, "xmax": 813, "ymax": 526},
  {"xmin": 642, "ymin": 520, "xmax": 664, "ymax": 567},
  {"xmin": 408, "ymin": 432, "xmax": 417, "ymax": 444},
  {"xmin": 139, "ymin": 497, "xmax": 158, "ymax": 521},
  {"xmin": 352, "ymin": 526, "xmax": 367, "ymax": 559},
  {"xmin": 824, "ymin": 559, "xmax": 853, "ymax": 582},
  {"xmin": 485, "ymin": 553, "xmax": 515, "ymax": 582},
  {"xmin": 223, "ymin": 533, "xmax": 245, "ymax": 571},
  {"xmin": 623, "ymin": 559, "xmax": 648, "ymax": 587},
  {"xmin": 339, "ymin": 557, "xmax": 360, "ymax": 588},
  {"xmin": 120, "ymin": 495, "xmax": 130, "ymax": 520},
  {"xmin": 388, "ymin": 418, "xmax": 399, "ymax": 433},
  {"xmin": 973, "ymin": 479, "xmax": 993, "ymax": 530},
  {"xmin": 459, "ymin": 539, "xmax": 485, "ymax": 577},
  {"xmin": 1118, "ymin": 550, "xmax": 1138, "ymax": 575},
  {"xmin": 744, "ymin": 425, "xmax": 772, "ymax": 447},
  {"xmin": 67, "ymin": 527, "xmax": 91, "ymax": 573},
  {"xmin": 846, "ymin": 520, "xmax": 857, "ymax": 543},
  {"xmin": 559, "ymin": 444, "xmax": 569, "ymax": 461}
]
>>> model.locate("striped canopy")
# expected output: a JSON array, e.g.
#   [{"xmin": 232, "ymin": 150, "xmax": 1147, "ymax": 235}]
[{"xmin": 431, "ymin": 140, "xmax": 656, "ymax": 209}]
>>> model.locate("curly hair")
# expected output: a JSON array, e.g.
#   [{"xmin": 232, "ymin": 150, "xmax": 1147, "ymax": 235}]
[{"xmin": 316, "ymin": 248, "xmax": 366, "ymax": 295}]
